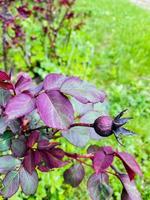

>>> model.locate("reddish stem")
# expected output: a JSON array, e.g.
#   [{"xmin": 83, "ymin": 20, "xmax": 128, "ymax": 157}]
[
  {"xmin": 65, "ymin": 152, "xmax": 94, "ymax": 159},
  {"xmin": 26, "ymin": 122, "xmax": 94, "ymax": 134},
  {"xmin": 69, "ymin": 123, "xmax": 94, "ymax": 128},
  {"xmin": 66, "ymin": 152, "xmax": 93, "ymax": 168}
]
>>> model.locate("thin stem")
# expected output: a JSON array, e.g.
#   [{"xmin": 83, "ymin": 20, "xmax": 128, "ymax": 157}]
[
  {"xmin": 25, "ymin": 126, "xmax": 48, "ymax": 133},
  {"xmin": 26, "ymin": 123, "xmax": 94, "ymax": 134},
  {"xmin": 66, "ymin": 152, "xmax": 93, "ymax": 167},
  {"xmin": 111, "ymin": 165, "xmax": 121, "ymax": 175},
  {"xmin": 75, "ymin": 158, "xmax": 92, "ymax": 167},
  {"xmin": 69, "ymin": 123, "xmax": 94, "ymax": 128},
  {"xmin": 65, "ymin": 152, "xmax": 94, "ymax": 159}
]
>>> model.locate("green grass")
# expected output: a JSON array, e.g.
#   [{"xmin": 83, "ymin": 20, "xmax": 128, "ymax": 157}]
[{"xmin": 7, "ymin": 0, "xmax": 150, "ymax": 199}]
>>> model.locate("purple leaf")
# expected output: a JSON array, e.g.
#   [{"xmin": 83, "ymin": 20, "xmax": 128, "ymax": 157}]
[
  {"xmin": 0, "ymin": 156, "xmax": 21, "ymax": 173},
  {"xmin": 43, "ymin": 152, "xmax": 67, "ymax": 169},
  {"xmin": 20, "ymin": 167, "xmax": 38, "ymax": 195},
  {"xmin": 62, "ymin": 126, "xmax": 90, "ymax": 147},
  {"xmin": 63, "ymin": 164, "xmax": 85, "ymax": 187},
  {"xmin": 5, "ymin": 93, "xmax": 35, "ymax": 120},
  {"xmin": 36, "ymin": 91, "xmax": 74, "ymax": 129},
  {"xmin": 61, "ymin": 77, "xmax": 106, "ymax": 104},
  {"xmin": 44, "ymin": 73, "xmax": 67, "ymax": 91},
  {"xmin": 116, "ymin": 152, "xmax": 142, "ymax": 180},
  {"xmin": 11, "ymin": 138, "xmax": 27, "ymax": 157},
  {"xmin": 29, "ymin": 82, "xmax": 43, "ymax": 96},
  {"xmin": 87, "ymin": 173, "xmax": 113, "ymax": 200},
  {"xmin": 0, "ymin": 89, "xmax": 11, "ymax": 107},
  {"xmin": 0, "ymin": 171, "xmax": 19, "ymax": 198},
  {"xmin": 0, "ymin": 71, "xmax": 10, "ymax": 81},
  {"xmin": 15, "ymin": 73, "xmax": 32, "ymax": 94},
  {"xmin": 118, "ymin": 174, "xmax": 141, "ymax": 200},
  {"xmin": 93, "ymin": 147, "xmax": 114, "ymax": 174},
  {"xmin": 8, "ymin": 119, "xmax": 21, "ymax": 133},
  {"xmin": 27, "ymin": 131, "xmax": 40, "ymax": 148}
]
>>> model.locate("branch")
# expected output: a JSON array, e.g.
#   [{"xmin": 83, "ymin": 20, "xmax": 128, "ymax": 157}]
[
  {"xmin": 65, "ymin": 152, "xmax": 94, "ymax": 167},
  {"xmin": 26, "ymin": 122, "xmax": 94, "ymax": 133},
  {"xmin": 111, "ymin": 165, "xmax": 121, "ymax": 175},
  {"xmin": 65, "ymin": 152, "xmax": 94, "ymax": 159},
  {"xmin": 69, "ymin": 122, "xmax": 93, "ymax": 128}
]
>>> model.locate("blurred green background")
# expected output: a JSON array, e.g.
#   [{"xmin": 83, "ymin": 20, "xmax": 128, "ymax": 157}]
[{"xmin": 0, "ymin": 0, "xmax": 150, "ymax": 199}]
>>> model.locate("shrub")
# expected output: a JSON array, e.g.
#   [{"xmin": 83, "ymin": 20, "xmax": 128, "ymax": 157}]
[{"xmin": 0, "ymin": 70, "xmax": 142, "ymax": 200}]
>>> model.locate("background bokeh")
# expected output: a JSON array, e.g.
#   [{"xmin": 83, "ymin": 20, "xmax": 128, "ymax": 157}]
[{"xmin": 0, "ymin": 0, "xmax": 150, "ymax": 199}]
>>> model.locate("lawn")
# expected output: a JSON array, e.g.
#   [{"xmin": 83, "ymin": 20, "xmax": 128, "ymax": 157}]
[{"xmin": 5, "ymin": 0, "xmax": 150, "ymax": 199}]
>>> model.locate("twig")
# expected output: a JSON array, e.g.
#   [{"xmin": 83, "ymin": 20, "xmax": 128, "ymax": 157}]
[{"xmin": 26, "ymin": 122, "xmax": 94, "ymax": 134}]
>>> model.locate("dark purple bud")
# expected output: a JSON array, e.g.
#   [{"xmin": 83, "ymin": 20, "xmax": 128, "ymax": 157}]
[
  {"xmin": 93, "ymin": 110, "xmax": 135, "ymax": 141},
  {"xmin": 93, "ymin": 116, "xmax": 113, "ymax": 137}
]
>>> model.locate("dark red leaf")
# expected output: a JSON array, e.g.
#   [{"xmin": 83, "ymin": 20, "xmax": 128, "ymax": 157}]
[
  {"xmin": 50, "ymin": 148, "xmax": 65, "ymax": 159},
  {"xmin": 116, "ymin": 152, "xmax": 142, "ymax": 180},
  {"xmin": 0, "ymin": 81, "xmax": 14, "ymax": 90},
  {"xmin": 38, "ymin": 140, "xmax": 59, "ymax": 150},
  {"xmin": 27, "ymin": 131, "xmax": 40, "ymax": 148},
  {"xmin": 0, "ymin": 71, "xmax": 10, "ymax": 81},
  {"xmin": 33, "ymin": 150, "xmax": 42, "ymax": 166},
  {"xmin": 38, "ymin": 165, "xmax": 50, "ymax": 172},
  {"xmin": 23, "ymin": 150, "xmax": 35, "ymax": 174},
  {"xmin": 44, "ymin": 152, "xmax": 67, "ymax": 169}
]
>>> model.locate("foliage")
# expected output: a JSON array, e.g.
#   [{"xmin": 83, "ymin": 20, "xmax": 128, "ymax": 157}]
[
  {"xmin": 0, "ymin": 70, "xmax": 142, "ymax": 199},
  {"xmin": 0, "ymin": 0, "xmax": 84, "ymax": 76}
]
